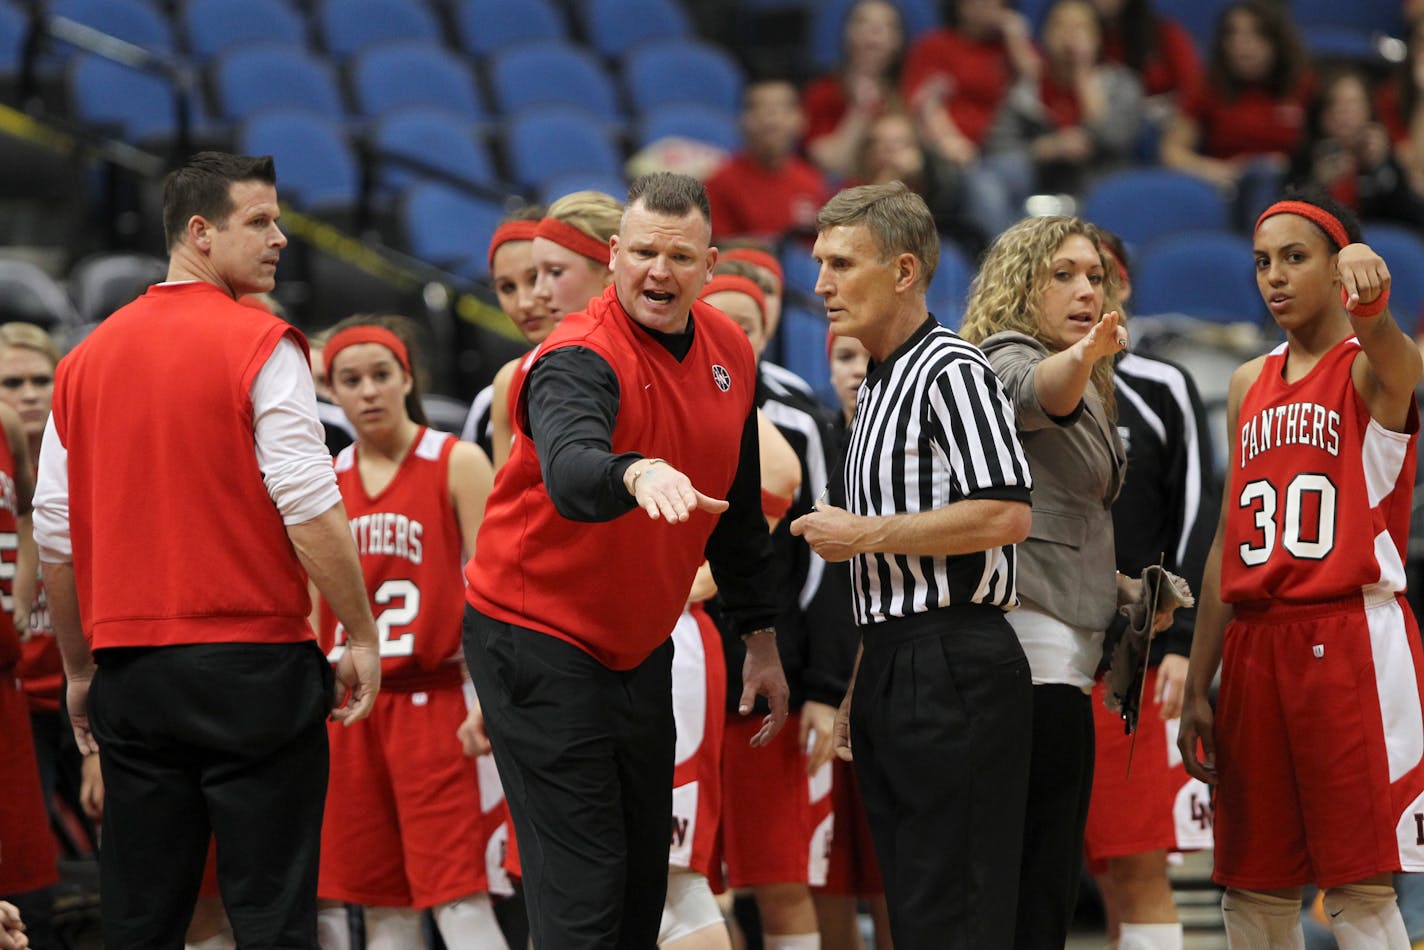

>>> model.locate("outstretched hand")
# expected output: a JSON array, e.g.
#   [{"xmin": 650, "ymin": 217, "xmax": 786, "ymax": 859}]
[
  {"xmin": 630, "ymin": 460, "xmax": 728, "ymax": 523},
  {"xmin": 1078, "ymin": 310, "xmax": 1128, "ymax": 365}
]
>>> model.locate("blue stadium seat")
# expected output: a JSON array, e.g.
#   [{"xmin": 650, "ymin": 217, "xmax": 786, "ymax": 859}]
[
  {"xmin": 369, "ymin": 107, "xmax": 497, "ymax": 195},
  {"xmin": 1082, "ymin": 168, "xmax": 1229, "ymax": 249},
  {"xmin": 1363, "ymin": 222, "xmax": 1424, "ymax": 336},
  {"xmin": 777, "ymin": 305, "xmax": 835, "ymax": 408},
  {"xmin": 1290, "ymin": 0, "xmax": 1401, "ymax": 36},
  {"xmin": 349, "ymin": 41, "xmax": 488, "ymax": 122},
  {"xmin": 1301, "ymin": 25, "xmax": 1382, "ymax": 62},
  {"xmin": 623, "ymin": 39, "xmax": 744, "ymax": 114},
  {"xmin": 580, "ymin": 0, "xmax": 692, "ymax": 59},
  {"xmin": 239, "ymin": 109, "xmax": 360, "ymax": 212},
  {"xmin": 504, "ymin": 107, "xmax": 623, "ymax": 193},
  {"xmin": 807, "ymin": 0, "xmax": 940, "ymax": 72},
  {"xmin": 212, "ymin": 43, "xmax": 346, "ymax": 123},
  {"xmin": 399, "ymin": 181, "xmax": 508, "ymax": 279},
  {"xmin": 184, "ymin": 0, "xmax": 306, "ymax": 60},
  {"xmin": 637, "ymin": 104, "xmax": 741, "ymax": 152},
  {"xmin": 48, "ymin": 0, "xmax": 173, "ymax": 62},
  {"xmin": 489, "ymin": 41, "xmax": 621, "ymax": 121},
  {"xmin": 539, "ymin": 171, "xmax": 628, "ymax": 205},
  {"xmin": 451, "ymin": 0, "xmax": 567, "ymax": 57},
  {"xmin": 779, "ymin": 244, "xmax": 821, "ymax": 298},
  {"xmin": 0, "ymin": 1, "xmax": 29, "ymax": 75},
  {"xmin": 927, "ymin": 242, "xmax": 973, "ymax": 329},
  {"xmin": 1131, "ymin": 232, "xmax": 1262, "ymax": 323},
  {"xmin": 67, "ymin": 55, "xmax": 180, "ymax": 143},
  {"xmin": 316, "ymin": 0, "xmax": 442, "ymax": 59}
]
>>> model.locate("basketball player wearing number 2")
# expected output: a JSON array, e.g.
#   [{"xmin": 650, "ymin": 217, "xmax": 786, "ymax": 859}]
[{"xmin": 1178, "ymin": 188, "xmax": 1424, "ymax": 950}]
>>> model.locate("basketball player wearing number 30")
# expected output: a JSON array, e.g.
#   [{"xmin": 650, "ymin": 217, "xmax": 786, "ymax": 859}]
[{"xmin": 1178, "ymin": 187, "xmax": 1424, "ymax": 949}]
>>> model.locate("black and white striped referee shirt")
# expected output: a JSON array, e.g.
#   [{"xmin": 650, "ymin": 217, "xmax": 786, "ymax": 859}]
[{"xmin": 844, "ymin": 317, "xmax": 1032, "ymax": 625}]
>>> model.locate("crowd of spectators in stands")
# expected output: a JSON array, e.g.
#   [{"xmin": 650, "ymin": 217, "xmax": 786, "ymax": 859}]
[{"xmin": 750, "ymin": 0, "xmax": 1424, "ymax": 263}]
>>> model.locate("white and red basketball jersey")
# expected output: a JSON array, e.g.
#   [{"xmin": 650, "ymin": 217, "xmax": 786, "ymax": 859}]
[
  {"xmin": 320, "ymin": 428, "xmax": 466, "ymax": 683},
  {"xmin": 1222, "ymin": 337, "xmax": 1419, "ymax": 605}
]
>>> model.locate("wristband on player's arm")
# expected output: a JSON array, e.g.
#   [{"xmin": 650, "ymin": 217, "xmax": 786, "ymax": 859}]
[{"xmin": 1342, "ymin": 284, "xmax": 1390, "ymax": 318}]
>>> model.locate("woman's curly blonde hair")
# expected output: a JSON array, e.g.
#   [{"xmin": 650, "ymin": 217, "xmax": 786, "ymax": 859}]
[{"xmin": 959, "ymin": 215, "xmax": 1123, "ymax": 417}]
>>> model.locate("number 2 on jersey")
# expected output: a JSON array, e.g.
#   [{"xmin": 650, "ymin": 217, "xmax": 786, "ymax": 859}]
[
  {"xmin": 1238, "ymin": 473, "xmax": 1337, "ymax": 565},
  {"xmin": 327, "ymin": 578, "xmax": 420, "ymax": 660}
]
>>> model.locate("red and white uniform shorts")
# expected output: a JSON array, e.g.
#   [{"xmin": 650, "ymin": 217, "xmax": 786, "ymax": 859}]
[
  {"xmin": 1084, "ymin": 666, "xmax": 1213, "ymax": 873},
  {"xmin": 319, "ymin": 676, "xmax": 501, "ymax": 907},
  {"xmin": 721, "ymin": 708, "xmax": 834, "ymax": 888},
  {"xmin": 815, "ymin": 758, "xmax": 883, "ymax": 897},
  {"xmin": 670, "ymin": 604, "xmax": 725, "ymax": 878},
  {"xmin": 1213, "ymin": 594, "xmax": 1424, "ymax": 889},
  {"xmin": 0, "ymin": 673, "xmax": 57, "ymax": 894}
]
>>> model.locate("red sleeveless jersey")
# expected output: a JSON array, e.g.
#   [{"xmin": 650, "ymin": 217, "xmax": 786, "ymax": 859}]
[
  {"xmin": 1222, "ymin": 337, "xmax": 1419, "ymax": 604},
  {"xmin": 320, "ymin": 428, "xmax": 466, "ymax": 686}
]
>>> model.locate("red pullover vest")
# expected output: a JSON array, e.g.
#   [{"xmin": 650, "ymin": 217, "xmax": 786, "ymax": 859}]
[
  {"xmin": 52, "ymin": 282, "xmax": 315, "ymax": 649},
  {"xmin": 468, "ymin": 285, "xmax": 756, "ymax": 670}
]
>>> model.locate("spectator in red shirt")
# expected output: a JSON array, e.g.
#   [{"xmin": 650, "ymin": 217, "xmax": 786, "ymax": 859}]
[
  {"xmin": 1375, "ymin": 15, "xmax": 1424, "ymax": 195},
  {"xmin": 803, "ymin": 0, "xmax": 906, "ymax": 180},
  {"xmin": 1090, "ymin": 0, "xmax": 1203, "ymax": 103},
  {"xmin": 1160, "ymin": 0, "xmax": 1310, "ymax": 198},
  {"xmin": 705, "ymin": 80, "xmax": 828, "ymax": 243},
  {"xmin": 902, "ymin": 0, "xmax": 1040, "ymax": 165},
  {"xmin": 899, "ymin": 0, "xmax": 1043, "ymax": 243},
  {"xmin": 1288, "ymin": 67, "xmax": 1424, "ymax": 227}
]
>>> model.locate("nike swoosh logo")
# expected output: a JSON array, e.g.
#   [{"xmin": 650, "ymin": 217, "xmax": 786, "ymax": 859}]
[{"xmin": 1329, "ymin": 909, "xmax": 1344, "ymax": 918}]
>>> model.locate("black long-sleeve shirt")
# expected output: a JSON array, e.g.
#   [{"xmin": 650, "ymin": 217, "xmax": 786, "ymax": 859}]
[{"xmin": 524, "ymin": 322, "xmax": 777, "ymax": 637}]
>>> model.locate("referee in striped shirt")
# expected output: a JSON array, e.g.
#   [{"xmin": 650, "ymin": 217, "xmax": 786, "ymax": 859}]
[{"xmin": 791, "ymin": 182, "xmax": 1035, "ymax": 949}]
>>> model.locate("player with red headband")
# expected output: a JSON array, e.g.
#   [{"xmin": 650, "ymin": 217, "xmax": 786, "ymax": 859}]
[
  {"xmin": 461, "ymin": 206, "xmax": 548, "ymax": 460},
  {"xmin": 313, "ymin": 316, "xmax": 505, "ymax": 950},
  {"xmin": 480, "ymin": 191, "xmax": 623, "ymax": 470},
  {"xmin": 1179, "ymin": 187, "xmax": 1424, "ymax": 949}
]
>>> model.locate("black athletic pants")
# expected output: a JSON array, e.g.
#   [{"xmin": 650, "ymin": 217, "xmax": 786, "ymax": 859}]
[
  {"xmin": 1013, "ymin": 683, "xmax": 1095, "ymax": 950},
  {"xmin": 850, "ymin": 606, "xmax": 1034, "ymax": 950},
  {"xmin": 89, "ymin": 641, "xmax": 332, "ymax": 949},
  {"xmin": 464, "ymin": 606, "xmax": 675, "ymax": 950}
]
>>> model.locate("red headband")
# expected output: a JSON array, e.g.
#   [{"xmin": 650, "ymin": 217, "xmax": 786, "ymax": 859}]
[
  {"xmin": 535, "ymin": 217, "xmax": 611, "ymax": 266},
  {"xmin": 700, "ymin": 274, "xmax": 767, "ymax": 323},
  {"xmin": 324, "ymin": 326, "xmax": 411, "ymax": 378},
  {"xmin": 1255, "ymin": 201, "xmax": 1350, "ymax": 250},
  {"xmin": 721, "ymin": 247, "xmax": 783, "ymax": 286},
  {"xmin": 487, "ymin": 220, "xmax": 539, "ymax": 270}
]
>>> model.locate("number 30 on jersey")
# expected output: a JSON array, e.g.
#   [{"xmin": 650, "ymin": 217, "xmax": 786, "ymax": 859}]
[
  {"xmin": 327, "ymin": 578, "xmax": 420, "ymax": 660},
  {"xmin": 1238, "ymin": 473, "xmax": 1337, "ymax": 565}
]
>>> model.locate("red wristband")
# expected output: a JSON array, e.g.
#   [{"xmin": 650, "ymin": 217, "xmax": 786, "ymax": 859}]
[{"xmin": 1341, "ymin": 284, "xmax": 1390, "ymax": 319}]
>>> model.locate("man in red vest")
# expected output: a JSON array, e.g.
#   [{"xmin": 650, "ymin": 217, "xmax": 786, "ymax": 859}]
[
  {"xmin": 465, "ymin": 171, "xmax": 790, "ymax": 948},
  {"xmin": 33, "ymin": 152, "xmax": 381, "ymax": 948}
]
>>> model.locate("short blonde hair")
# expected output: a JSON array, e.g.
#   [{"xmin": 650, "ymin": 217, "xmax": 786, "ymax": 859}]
[
  {"xmin": 816, "ymin": 181, "xmax": 939, "ymax": 290},
  {"xmin": 0, "ymin": 322, "xmax": 60, "ymax": 368}
]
